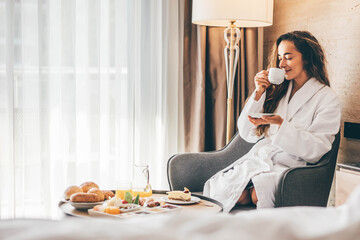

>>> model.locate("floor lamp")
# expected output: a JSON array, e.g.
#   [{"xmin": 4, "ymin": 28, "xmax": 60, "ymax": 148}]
[{"xmin": 192, "ymin": 0, "xmax": 274, "ymax": 143}]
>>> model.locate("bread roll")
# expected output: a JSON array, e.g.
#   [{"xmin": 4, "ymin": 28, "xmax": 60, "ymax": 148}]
[
  {"xmin": 79, "ymin": 181, "xmax": 99, "ymax": 193},
  {"xmin": 101, "ymin": 190, "xmax": 115, "ymax": 200},
  {"xmin": 64, "ymin": 185, "xmax": 83, "ymax": 200},
  {"xmin": 88, "ymin": 188, "xmax": 105, "ymax": 201},
  {"xmin": 70, "ymin": 193, "xmax": 100, "ymax": 202}
]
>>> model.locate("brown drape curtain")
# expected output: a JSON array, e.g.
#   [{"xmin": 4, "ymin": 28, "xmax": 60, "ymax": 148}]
[{"xmin": 183, "ymin": 0, "xmax": 262, "ymax": 152}]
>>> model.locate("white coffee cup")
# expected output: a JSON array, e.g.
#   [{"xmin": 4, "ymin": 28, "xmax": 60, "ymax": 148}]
[{"xmin": 268, "ymin": 68, "xmax": 285, "ymax": 85}]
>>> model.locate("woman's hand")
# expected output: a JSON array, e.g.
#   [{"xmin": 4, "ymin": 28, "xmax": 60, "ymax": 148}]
[
  {"xmin": 254, "ymin": 70, "xmax": 271, "ymax": 101},
  {"xmin": 247, "ymin": 115, "xmax": 283, "ymax": 127}
]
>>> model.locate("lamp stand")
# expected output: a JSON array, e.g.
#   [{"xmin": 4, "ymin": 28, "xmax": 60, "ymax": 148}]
[{"xmin": 224, "ymin": 21, "xmax": 240, "ymax": 144}]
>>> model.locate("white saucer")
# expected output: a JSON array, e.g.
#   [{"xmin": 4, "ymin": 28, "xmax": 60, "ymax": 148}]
[
  {"xmin": 248, "ymin": 113, "xmax": 275, "ymax": 118},
  {"xmin": 160, "ymin": 196, "xmax": 201, "ymax": 205},
  {"xmin": 70, "ymin": 201, "xmax": 104, "ymax": 210}
]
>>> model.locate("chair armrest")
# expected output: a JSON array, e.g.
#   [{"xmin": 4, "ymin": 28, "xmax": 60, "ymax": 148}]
[
  {"xmin": 167, "ymin": 133, "xmax": 254, "ymax": 192},
  {"xmin": 274, "ymin": 164, "xmax": 335, "ymax": 207},
  {"xmin": 275, "ymin": 132, "xmax": 339, "ymax": 207}
]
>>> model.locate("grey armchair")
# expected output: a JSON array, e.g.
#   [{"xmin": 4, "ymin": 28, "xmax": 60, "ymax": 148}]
[{"xmin": 167, "ymin": 131, "xmax": 340, "ymax": 208}]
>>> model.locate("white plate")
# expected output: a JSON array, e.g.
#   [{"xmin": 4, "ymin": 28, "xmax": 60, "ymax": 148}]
[
  {"xmin": 248, "ymin": 113, "xmax": 275, "ymax": 118},
  {"xmin": 160, "ymin": 196, "xmax": 201, "ymax": 205},
  {"xmin": 87, "ymin": 205, "xmax": 141, "ymax": 218},
  {"xmin": 87, "ymin": 204, "xmax": 179, "ymax": 218},
  {"xmin": 88, "ymin": 209, "xmax": 134, "ymax": 218},
  {"xmin": 70, "ymin": 201, "xmax": 104, "ymax": 210}
]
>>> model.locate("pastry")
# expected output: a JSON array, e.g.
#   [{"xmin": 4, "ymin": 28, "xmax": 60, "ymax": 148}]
[
  {"xmin": 63, "ymin": 185, "xmax": 83, "ymax": 200},
  {"xmin": 70, "ymin": 192, "xmax": 100, "ymax": 202},
  {"xmin": 88, "ymin": 188, "xmax": 105, "ymax": 201},
  {"xmin": 167, "ymin": 187, "xmax": 191, "ymax": 201},
  {"xmin": 101, "ymin": 190, "xmax": 115, "ymax": 200},
  {"xmin": 79, "ymin": 181, "xmax": 99, "ymax": 193}
]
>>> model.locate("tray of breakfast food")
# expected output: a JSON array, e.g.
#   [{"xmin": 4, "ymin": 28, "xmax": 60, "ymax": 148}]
[{"xmin": 59, "ymin": 182, "xmax": 223, "ymax": 219}]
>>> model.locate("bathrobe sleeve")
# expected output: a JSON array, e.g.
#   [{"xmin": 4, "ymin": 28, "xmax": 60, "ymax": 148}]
[
  {"xmin": 272, "ymin": 90, "xmax": 341, "ymax": 164},
  {"xmin": 237, "ymin": 91, "xmax": 266, "ymax": 143}
]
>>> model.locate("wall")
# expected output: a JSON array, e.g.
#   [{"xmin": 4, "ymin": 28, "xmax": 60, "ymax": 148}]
[{"xmin": 264, "ymin": 0, "xmax": 360, "ymax": 205}]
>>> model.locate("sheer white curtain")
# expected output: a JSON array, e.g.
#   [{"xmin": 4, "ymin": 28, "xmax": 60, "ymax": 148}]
[{"xmin": 0, "ymin": 0, "xmax": 183, "ymax": 219}]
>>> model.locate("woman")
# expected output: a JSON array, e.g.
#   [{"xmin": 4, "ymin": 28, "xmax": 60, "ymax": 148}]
[{"xmin": 203, "ymin": 31, "xmax": 341, "ymax": 212}]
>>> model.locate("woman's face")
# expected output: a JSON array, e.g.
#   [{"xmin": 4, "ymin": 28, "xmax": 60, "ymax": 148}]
[{"xmin": 277, "ymin": 40, "xmax": 308, "ymax": 82}]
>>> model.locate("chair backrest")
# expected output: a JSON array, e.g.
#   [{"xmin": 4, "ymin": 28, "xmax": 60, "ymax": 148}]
[
  {"xmin": 223, "ymin": 132, "xmax": 255, "ymax": 159},
  {"xmin": 167, "ymin": 132, "xmax": 254, "ymax": 192}
]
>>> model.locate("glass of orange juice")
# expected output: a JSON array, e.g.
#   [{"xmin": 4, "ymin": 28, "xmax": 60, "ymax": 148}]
[{"xmin": 115, "ymin": 181, "xmax": 132, "ymax": 200}]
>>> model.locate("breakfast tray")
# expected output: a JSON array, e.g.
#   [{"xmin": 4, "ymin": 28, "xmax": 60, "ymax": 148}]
[{"xmin": 58, "ymin": 190, "xmax": 223, "ymax": 219}]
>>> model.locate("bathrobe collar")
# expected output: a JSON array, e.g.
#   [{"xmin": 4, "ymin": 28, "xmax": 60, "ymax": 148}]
[{"xmin": 286, "ymin": 77, "xmax": 325, "ymax": 121}]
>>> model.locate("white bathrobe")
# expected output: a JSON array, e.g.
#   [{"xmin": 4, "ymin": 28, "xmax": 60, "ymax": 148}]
[{"xmin": 203, "ymin": 78, "xmax": 341, "ymax": 213}]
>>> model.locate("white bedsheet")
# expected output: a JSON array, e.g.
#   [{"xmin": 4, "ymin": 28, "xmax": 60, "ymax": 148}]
[{"xmin": 1, "ymin": 186, "xmax": 360, "ymax": 240}]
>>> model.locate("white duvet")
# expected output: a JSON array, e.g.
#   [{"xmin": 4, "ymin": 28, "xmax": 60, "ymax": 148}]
[{"xmin": 1, "ymin": 186, "xmax": 360, "ymax": 240}]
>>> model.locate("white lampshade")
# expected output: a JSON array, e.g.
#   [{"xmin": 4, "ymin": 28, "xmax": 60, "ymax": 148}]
[{"xmin": 192, "ymin": 0, "xmax": 274, "ymax": 27}]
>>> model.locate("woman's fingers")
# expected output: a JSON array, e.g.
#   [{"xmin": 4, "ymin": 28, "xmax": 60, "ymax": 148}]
[
  {"xmin": 255, "ymin": 72, "xmax": 269, "ymax": 79},
  {"xmin": 255, "ymin": 79, "xmax": 271, "ymax": 88},
  {"xmin": 254, "ymin": 70, "xmax": 271, "ymax": 92},
  {"xmin": 257, "ymin": 70, "xmax": 269, "ymax": 76}
]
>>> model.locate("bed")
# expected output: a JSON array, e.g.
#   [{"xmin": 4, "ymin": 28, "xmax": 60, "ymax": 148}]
[{"xmin": 1, "ymin": 186, "xmax": 360, "ymax": 240}]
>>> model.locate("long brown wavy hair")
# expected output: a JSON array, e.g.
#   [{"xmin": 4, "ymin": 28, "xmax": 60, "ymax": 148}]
[{"xmin": 256, "ymin": 31, "xmax": 330, "ymax": 137}]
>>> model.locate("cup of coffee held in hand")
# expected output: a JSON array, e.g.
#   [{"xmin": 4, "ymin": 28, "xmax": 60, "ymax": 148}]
[{"xmin": 268, "ymin": 68, "xmax": 285, "ymax": 85}]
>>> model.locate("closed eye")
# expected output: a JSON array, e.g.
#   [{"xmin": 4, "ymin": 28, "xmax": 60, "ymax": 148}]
[
  {"xmin": 278, "ymin": 52, "xmax": 293, "ymax": 61},
  {"xmin": 278, "ymin": 57, "xmax": 292, "ymax": 61}
]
